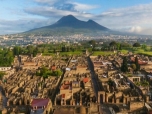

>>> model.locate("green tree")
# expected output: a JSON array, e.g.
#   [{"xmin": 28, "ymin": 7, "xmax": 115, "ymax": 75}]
[
  {"xmin": 53, "ymin": 48, "xmax": 56, "ymax": 53},
  {"xmin": 141, "ymin": 44, "xmax": 147, "ymax": 50},
  {"xmin": 108, "ymin": 79, "xmax": 113, "ymax": 87},
  {"xmin": 61, "ymin": 46, "xmax": 66, "ymax": 52},
  {"xmin": 0, "ymin": 71, "xmax": 5, "ymax": 80},
  {"xmin": 66, "ymin": 47, "xmax": 70, "ymax": 52},
  {"xmin": 109, "ymin": 41, "xmax": 117, "ymax": 50},
  {"xmin": 142, "ymin": 80, "xmax": 149, "ymax": 87},
  {"xmin": 119, "ymin": 44, "xmax": 122, "ymax": 50},
  {"xmin": 88, "ymin": 40, "xmax": 96, "ymax": 48},
  {"xmin": 135, "ymin": 57, "xmax": 140, "ymax": 71},
  {"xmin": 121, "ymin": 56, "xmax": 128, "ymax": 72},
  {"xmin": 131, "ymin": 64, "xmax": 136, "ymax": 71},
  {"xmin": 27, "ymin": 45, "xmax": 34, "ymax": 54},
  {"xmin": 13, "ymin": 46, "xmax": 21, "ymax": 56},
  {"xmin": 54, "ymin": 69, "xmax": 62, "ymax": 76},
  {"xmin": 133, "ymin": 42, "xmax": 140, "ymax": 47},
  {"xmin": 120, "ymin": 42, "xmax": 131, "ymax": 49}
]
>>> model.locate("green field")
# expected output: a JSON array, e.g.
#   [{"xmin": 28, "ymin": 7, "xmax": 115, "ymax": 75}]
[
  {"xmin": 121, "ymin": 48, "xmax": 152, "ymax": 56},
  {"xmin": 120, "ymin": 50, "xmax": 129, "ymax": 54},
  {"xmin": 134, "ymin": 49, "xmax": 152, "ymax": 56},
  {"xmin": 92, "ymin": 51, "xmax": 114, "ymax": 56},
  {"xmin": 42, "ymin": 48, "xmax": 152, "ymax": 57},
  {"xmin": 42, "ymin": 51, "xmax": 82, "ymax": 56},
  {"xmin": 59, "ymin": 51, "xmax": 82, "ymax": 55}
]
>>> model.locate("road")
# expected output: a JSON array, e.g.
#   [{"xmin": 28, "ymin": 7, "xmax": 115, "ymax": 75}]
[
  {"xmin": 51, "ymin": 56, "xmax": 73, "ymax": 104},
  {"xmin": 0, "ymin": 86, "xmax": 7, "ymax": 110},
  {"xmin": 87, "ymin": 57, "xmax": 111, "ymax": 114}
]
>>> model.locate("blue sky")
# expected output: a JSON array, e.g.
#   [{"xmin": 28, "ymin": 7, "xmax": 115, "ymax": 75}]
[{"xmin": 0, "ymin": 0, "xmax": 152, "ymax": 35}]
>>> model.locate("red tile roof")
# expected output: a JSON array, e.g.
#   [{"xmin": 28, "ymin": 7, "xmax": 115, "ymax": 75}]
[
  {"xmin": 83, "ymin": 78, "xmax": 89, "ymax": 83},
  {"xmin": 60, "ymin": 85, "xmax": 70, "ymax": 90},
  {"xmin": 62, "ymin": 94, "xmax": 65, "ymax": 98},
  {"xmin": 51, "ymin": 66, "xmax": 56, "ymax": 70},
  {"xmin": 31, "ymin": 99, "xmax": 49, "ymax": 108},
  {"xmin": 149, "ymin": 110, "xmax": 152, "ymax": 114},
  {"xmin": 130, "ymin": 57, "xmax": 148, "ymax": 65}
]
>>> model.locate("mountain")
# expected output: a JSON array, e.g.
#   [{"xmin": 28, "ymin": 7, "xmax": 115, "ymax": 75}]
[{"xmin": 24, "ymin": 15, "xmax": 110, "ymax": 36}]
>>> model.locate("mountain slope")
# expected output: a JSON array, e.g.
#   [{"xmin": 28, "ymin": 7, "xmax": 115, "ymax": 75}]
[{"xmin": 25, "ymin": 15, "xmax": 109, "ymax": 36}]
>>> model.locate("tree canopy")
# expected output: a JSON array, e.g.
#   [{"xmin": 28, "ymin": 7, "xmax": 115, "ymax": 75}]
[
  {"xmin": 109, "ymin": 41, "xmax": 117, "ymax": 47},
  {"xmin": 88, "ymin": 40, "xmax": 96, "ymax": 47},
  {"xmin": 0, "ymin": 71, "xmax": 5, "ymax": 80},
  {"xmin": 135, "ymin": 57, "xmax": 140, "ymax": 71},
  {"xmin": 121, "ymin": 56, "xmax": 128, "ymax": 72},
  {"xmin": 0, "ymin": 49, "xmax": 14, "ymax": 67},
  {"xmin": 133, "ymin": 42, "xmax": 141, "ymax": 47},
  {"xmin": 36, "ymin": 67, "xmax": 63, "ymax": 78}
]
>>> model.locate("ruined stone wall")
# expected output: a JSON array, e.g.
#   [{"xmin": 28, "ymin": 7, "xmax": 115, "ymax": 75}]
[{"xmin": 129, "ymin": 102, "xmax": 144, "ymax": 111}]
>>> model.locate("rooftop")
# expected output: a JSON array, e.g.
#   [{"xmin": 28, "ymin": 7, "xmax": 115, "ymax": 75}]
[{"xmin": 31, "ymin": 99, "xmax": 49, "ymax": 108}]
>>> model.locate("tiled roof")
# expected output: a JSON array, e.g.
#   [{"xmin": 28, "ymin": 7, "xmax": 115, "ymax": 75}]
[
  {"xmin": 51, "ymin": 66, "xmax": 56, "ymax": 70},
  {"xmin": 31, "ymin": 99, "xmax": 49, "ymax": 107},
  {"xmin": 83, "ymin": 78, "xmax": 89, "ymax": 83},
  {"xmin": 60, "ymin": 85, "xmax": 70, "ymax": 90},
  {"xmin": 131, "ymin": 57, "xmax": 148, "ymax": 65}
]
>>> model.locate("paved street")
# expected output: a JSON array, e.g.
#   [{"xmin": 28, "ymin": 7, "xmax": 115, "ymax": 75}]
[
  {"xmin": 87, "ymin": 57, "xmax": 111, "ymax": 114},
  {"xmin": 0, "ymin": 86, "xmax": 7, "ymax": 110}
]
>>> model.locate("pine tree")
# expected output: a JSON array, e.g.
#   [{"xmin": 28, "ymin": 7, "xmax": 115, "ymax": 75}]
[
  {"xmin": 121, "ymin": 56, "xmax": 128, "ymax": 72},
  {"xmin": 135, "ymin": 56, "xmax": 140, "ymax": 71}
]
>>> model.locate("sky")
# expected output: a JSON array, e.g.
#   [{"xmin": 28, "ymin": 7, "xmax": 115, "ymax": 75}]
[{"xmin": 0, "ymin": 0, "xmax": 152, "ymax": 35}]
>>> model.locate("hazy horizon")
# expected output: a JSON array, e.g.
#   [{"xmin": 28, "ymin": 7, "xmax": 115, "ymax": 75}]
[{"xmin": 0, "ymin": 0, "xmax": 152, "ymax": 35}]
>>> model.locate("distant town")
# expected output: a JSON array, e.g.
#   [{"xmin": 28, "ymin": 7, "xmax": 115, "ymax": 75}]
[{"xmin": 0, "ymin": 33, "xmax": 152, "ymax": 47}]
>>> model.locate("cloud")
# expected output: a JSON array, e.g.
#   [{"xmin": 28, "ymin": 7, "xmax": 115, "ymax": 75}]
[
  {"xmin": 34, "ymin": 0, "xmax": 63, "ymax": 5},
  {"xmin": 97, "ymin": 3, "xmax": 152, "ymax": 26},
  {"xmin": 129, "ymin": 26, "xmax": 142, "ymax": 33},
  {"xmin": 25, "ymin": 0, "xmax": 98, "ymax": 18},
  {"xmin": 25, "ymin": 6, "xmax": 94, "ymax": 20},
  {"xmin": 0, "ymin": 18, "xmax": 54, "ymax": 35}
]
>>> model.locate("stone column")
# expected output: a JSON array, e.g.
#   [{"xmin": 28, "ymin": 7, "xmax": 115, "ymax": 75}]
[
  {"xmin": 54, "ymin": 98, "xmax": 56, "ymax": 106},
  {"xmin": 123, "ymin": 97, "xmax": 126, "ymax": 104},
  {"xmin": 146, "ymin": 96, "xmax": 149, "ymax": 102},
  {"xmin": 116, "ymin": 99, "xmax": 119, "ymax": 103},
  {"xmin": 112, "ymin": 97, "xmax": 115, "ymax": 103},
  {"xmin": 73, "ymin": 100, "xmax": 76, "ymax": 106},
  {"xmin": 106, "ymin": 94, "xmax": 109, "ymax": 103}
]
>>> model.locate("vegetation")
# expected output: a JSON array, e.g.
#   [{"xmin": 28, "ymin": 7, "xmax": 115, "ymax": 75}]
[
  {"xmin": 0, "ymin": 48, "xmax": 14, "ymax": 67},
  {"xmin": 92, "ymin": 51, "xmax": 114, "ymax": 56},
  {"xmin": 135, "ymin": 57, "xmax": 140, "ymax": 71},
  {"xmin": 108, "ymin": 79, "xmax": 114, "ymax": 87},
  {"xmin": 121, "ymin": 56, "xmax": 128, "ymax": 72},
  {"xmin": 135, "ymin": 81, "xmax": 149, "ymax": 87},
  {"xmin": 13, "ymin": 45, "xmax": 38, "ymax": 57},
  {"xmin": 133, "ymin": 42, "xmax": 141, "ymax": 47},
  {"xmin": 109, "ymin": 41, "xmax": 117, "ymax": 50},
  {"xmin": 88, "ymin": 40, "xmax": 96, "ymax": 49},
  {"xmin": 36, "ymin": 67, "xmax": 62, "ymax": 78},
  {"xmin": 131, "ymin": 64, "xmax": 136, "ymax": 72},
  {"xmin": 0, "ymin": 71, "xmax": 5, "ymax": 80}
]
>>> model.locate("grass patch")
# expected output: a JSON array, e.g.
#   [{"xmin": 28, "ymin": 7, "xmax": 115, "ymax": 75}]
[
  {"xmin": 42, "ymin": 53, "xmax": 54, "ymax": 56},
  {"xmin": 120, "ymin": 48, "xmax": 152, "ymax": 56},
  {"xmin": 59, "ymin": 51, "xmax": 82, "ymax": 56},
  {"xmin": 42, "ymin": 51, "xmax": 82, "ymax": 56},
  {"xmin": 92, "ymin": 51, "xmax": 114, "ymax": 56},
  {"xmin": 119, "ymin": 50, "xmax": 128, "ymax": 54},
  {"xmin": 134, "ymin": 49, "xmax": 152, "ymax": 56}
]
